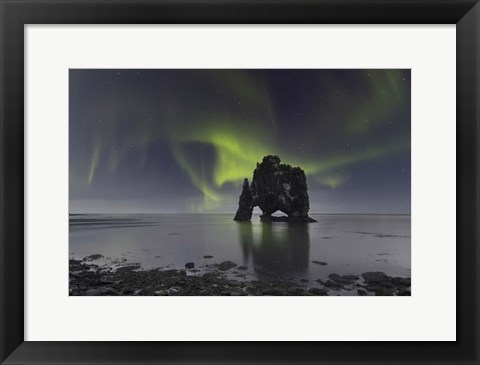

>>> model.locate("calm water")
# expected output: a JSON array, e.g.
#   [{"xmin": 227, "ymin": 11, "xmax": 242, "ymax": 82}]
[{"xmin": 69, "ymin": 213, "xmax": 411, "ymax": 280}]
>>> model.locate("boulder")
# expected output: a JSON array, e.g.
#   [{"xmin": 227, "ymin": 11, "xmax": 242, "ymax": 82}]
[{"xmin": 217, "ymin": 261, "xmax": 237, "ymax": 271}]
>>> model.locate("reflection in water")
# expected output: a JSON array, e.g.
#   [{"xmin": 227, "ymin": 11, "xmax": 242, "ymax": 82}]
[
  {"xmin": 70, "ymin": 214, "xmax": 411, "ymax": 279},
  {"xmin": 237, "ymin": 221, "xmax": 310, "ymax": 277}
]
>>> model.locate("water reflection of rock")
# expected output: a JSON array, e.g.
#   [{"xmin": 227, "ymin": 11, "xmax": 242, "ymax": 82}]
[{"xmin": 236, "ymin": 222, "xmax": 310, "ymax": 277}]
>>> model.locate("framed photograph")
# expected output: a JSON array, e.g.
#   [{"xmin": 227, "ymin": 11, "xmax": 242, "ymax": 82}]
[{"xmin": 1, "ymin": 0, "xmax": 478, "ymax": 364}]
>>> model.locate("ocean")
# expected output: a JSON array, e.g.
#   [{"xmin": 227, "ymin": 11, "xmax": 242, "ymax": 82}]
[{"xmin": 69, "ymin": 213, "xmax": 411, "ymax": 281}]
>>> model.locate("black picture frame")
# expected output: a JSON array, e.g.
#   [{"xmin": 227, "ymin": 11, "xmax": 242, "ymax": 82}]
[{"xmin": 1, "ymin": 0, "xmax": 478, "ymax": 364}]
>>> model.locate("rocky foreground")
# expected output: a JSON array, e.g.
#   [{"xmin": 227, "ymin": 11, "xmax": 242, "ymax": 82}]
[{"xmin": 70, "ymin": 256, "xmax": 411, "ymax": 296}]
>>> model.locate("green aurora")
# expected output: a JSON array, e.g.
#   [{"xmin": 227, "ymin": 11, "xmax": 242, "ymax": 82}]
[{"xmin": 70, "ymin": 69, "xmax": 410, "ymax": 213}]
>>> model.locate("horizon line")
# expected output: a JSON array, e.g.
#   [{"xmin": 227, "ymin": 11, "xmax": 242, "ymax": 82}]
[{"xmin": 69, "ymin": 212, "xmax": 411, "ymax": 216}]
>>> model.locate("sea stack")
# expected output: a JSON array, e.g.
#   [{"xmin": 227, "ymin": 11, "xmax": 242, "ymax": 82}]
[
  {"xmin": 234, "ymin": 155, "xmax": 316, "ymax": 223},
  {"xmin": 233, "ymin": 178, "xmax": 254, "ymax": 221}
]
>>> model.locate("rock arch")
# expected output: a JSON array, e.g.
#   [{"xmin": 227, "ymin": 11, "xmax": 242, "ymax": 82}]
[{"xmin": 234, "ymin": 155, "xmax": 316, "ymax": 223}]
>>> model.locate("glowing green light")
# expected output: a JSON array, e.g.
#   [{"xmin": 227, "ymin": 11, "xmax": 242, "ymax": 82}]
[
  {"xmin": 88, "ymin": 144, "xmax": 100, "ymax": 185},
  {"xmin": 78, "ymin": 70, "xmax": 409, "ymax": 214},
  {"xmin": 314, "ymin": 172, "xmax": 349, "ymax": 188},
  {"xmin": 171, "ymin": 144, "xmax": 221, "ymax": 202},
  {"xmin": 346, "ymin": 70, "xmax": 405, "ymax": 134}
]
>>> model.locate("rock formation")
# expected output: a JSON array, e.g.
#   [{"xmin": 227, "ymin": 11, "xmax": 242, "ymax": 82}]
[
  {"xmin": 234, "ymin": 155, "xmax": 316, "ymax": 222},
  {"xmin": 233, "ymin": 178, "xmax": 254, "ymax": 221}
]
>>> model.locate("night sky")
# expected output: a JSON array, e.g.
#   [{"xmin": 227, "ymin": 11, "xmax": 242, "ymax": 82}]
[{"xmin": 69, "ymin": 69, "xmax": 411, "ymax": 214}]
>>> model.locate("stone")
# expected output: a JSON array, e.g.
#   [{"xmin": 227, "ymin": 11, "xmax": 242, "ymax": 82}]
[
  {"xmin": 217, "ymin": 261, "xmax": 237, "ymax": 271},
  {"xmin": 323, "ymin": 280, "xmax": 344, "ymax": 289},
  {"xmin": 262, "ymin": 288, "xmax": 285, "ymax": 296},
  {"xmin": 115, "ymin": 265, "xmax": 141, "ymax": 273},
  {"xmin": 287, "ymin": 287, "xmax": 305, "ymax": 295},
  {"xmin": 361, "ymin": 271, "xmax": 389, "ymax": 285},
  {"xmin": 122, "ymin": 287, "xmax": 135, "ymax": 295},
  {"xmin": 397, "ymin": 287, "xmax": 411, "ymax": 296},
  {"xmin": 234, "ymin": 155, "xmax": 316, "ymax": 222},
  {"xmin": 361, "ymin": 272, "xmax": 411, "ymax": 295},
  {"xmin": 84, "ymin": 254, "xmax": 103, "ymax": 261},
  {"xmin": 230, "ymin": 291, "xmax": 248, "ymax": 296},
  {"xmin": 328, "ymin": 273, "xmax": 359, "ymax": 285},
  {"xmin": 85, "ymin": 287, "xmax": 119, "ymax": 296},
  {"xmin": 375, "ymin": 288, "xmax": 394, "ymax": 296},
  {"xmin": 100, "ymin": 288, "xmax": 120, "ymax": 295},
  {"xmin": 391, "ymin": 276, "xmax": 411, "ymax": 287},
  {"xmin": 99, "ymin": 277, "xmax": 114, "ymax": 285},
  {"xmin": 185, "ymin": 262, "xmax": 195, "ymax": 269},
  {"xmin": 308, "ymin": 287, "xmax": 329, "ymax": 296},
  {"xmin": 85, "ymin": 289, "xmax": 102, "ymax": 296}
]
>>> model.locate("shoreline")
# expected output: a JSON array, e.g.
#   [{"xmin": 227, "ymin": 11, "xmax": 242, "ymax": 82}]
[{"xmin": 69, "ymin": 256, "xmax": 411, "ymax": 296}]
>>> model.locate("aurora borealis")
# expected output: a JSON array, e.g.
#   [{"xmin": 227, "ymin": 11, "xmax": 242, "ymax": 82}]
[{"xmin": 69, "ymin": 69, "xmax": 411, "ymax": 214}]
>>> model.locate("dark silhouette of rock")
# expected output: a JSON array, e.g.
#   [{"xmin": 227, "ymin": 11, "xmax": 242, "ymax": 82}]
[
  {"xmin": 233, "ymin": 178, "xmax": 253, "ymax": 221},
  {"xmin": 234, "ymin": 155, "xmax": 316, "ymax": 222},
  {"xmin": 308, "ymin": 287, "xmax": 329, "ymax": 296},
  {"xmin": 217, "ymin": 261, "xmax": 237, "ymax": 271},
  {"xmin": 361, "ymin": 271, "xmax": 411, "ymax": 296},
  {"xmin": 312, "ymin": 260, "xmax": 328, "ymax": 266}
]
